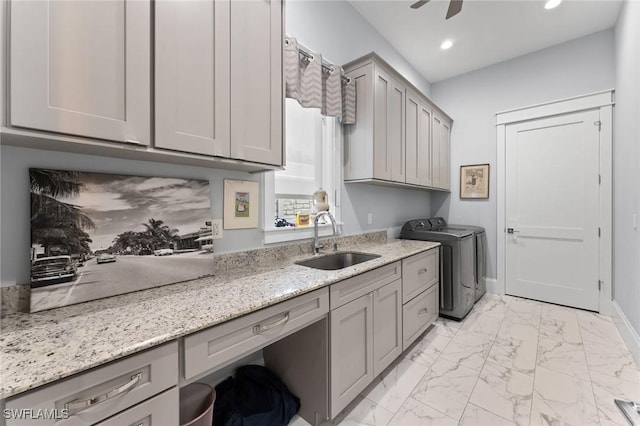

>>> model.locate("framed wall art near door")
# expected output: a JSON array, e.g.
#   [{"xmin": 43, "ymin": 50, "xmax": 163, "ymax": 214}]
[
  {"xmin": 460, "ymin": 164, "xmax": 489, "ymax": 199},
  {"xmin": 223, "ymin": 179, "xmax": 259, "ymax": 229}
]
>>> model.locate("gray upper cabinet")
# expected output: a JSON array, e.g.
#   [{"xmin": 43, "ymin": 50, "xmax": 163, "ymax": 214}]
[
  {"xmin": 155, "ymin": 0, "xmax": 283, "ymax": 166},
  {"xmin": 9, "ymin": 0, "xmax": 150, "ymax": 145},
  {"xmin": 406, "ymin": 88, "xmax": 432, "ymax": 187},
  {"xmin": 432, "ymin": 112, "xmax": 451, "ymax": 190},
  {"xmin": 6, "ymin": 0, "xmax": 284, "ymax": 170},
  {"xmin": 155, "ymin": 0, "xmax": 231, "ymax": 157},
  {"xmin": 344, "ymin": 53, "xmax": 452, "ymax": 191},
  {"xmin": 230, "ymin": 0, "xmax": 283, "ymax": 166},
  {"xmin": 373, "ymin": 67, "xmax": 405, "ymax": 182}
]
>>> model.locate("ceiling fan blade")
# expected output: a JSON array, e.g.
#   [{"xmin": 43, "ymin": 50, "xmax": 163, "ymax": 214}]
[
  {"xmin": 446, "ymin": 0, "xmax": 463, "ymax": 19},
  {"xmin": 410, "ymin": 0, "xmax": 430, "ymax": 9}
]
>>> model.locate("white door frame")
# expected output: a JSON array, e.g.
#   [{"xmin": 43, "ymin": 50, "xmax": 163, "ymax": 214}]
[{"xmin": 496, "ymin": 89, "xmax": 614, "ymax": 314}]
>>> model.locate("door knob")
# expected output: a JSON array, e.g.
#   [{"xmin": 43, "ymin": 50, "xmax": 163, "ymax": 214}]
[{"xmin": 507, "ymin": 228, "xmax": 520, "ymax": 234}]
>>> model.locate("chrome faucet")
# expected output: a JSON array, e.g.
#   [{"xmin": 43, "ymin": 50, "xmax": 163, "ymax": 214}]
[{"xmin": 314, "ymin": 211, "xmax": 339, "ymax": 254}]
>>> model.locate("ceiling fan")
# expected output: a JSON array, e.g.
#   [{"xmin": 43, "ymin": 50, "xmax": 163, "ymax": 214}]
[{"xmin": 410, "ymin": 0, "xmax": 463, "ymax": 19}]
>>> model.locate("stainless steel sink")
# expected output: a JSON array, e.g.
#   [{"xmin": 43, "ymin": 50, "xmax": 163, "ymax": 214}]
[{"xmin": 295, "ymin": 251, "xmax": 381, "ymax": 270}]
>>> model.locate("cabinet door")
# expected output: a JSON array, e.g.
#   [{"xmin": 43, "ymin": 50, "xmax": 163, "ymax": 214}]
[
  {"xmin": 373, "ymin": 68, "xmax": 404, "ymax": 182},
  {"xmin": 344, "ymin": 64, "xmax": 375, "ymax": 181},
  {"xmin": 155, "ymin": 0, "xmax": 230, "ymax": 156},
  {"xmin": 373, "ymin": 279, "xmax": 402, "ymax": 377},
  {"xmin": 432, "ymin": 113, "xmax": 451, "ymax": 190},
  {"xmin": 10, "ymin": 0, "xmax": 150, "ymax": 145},
  {"xmin": 403, "ymin": 284, "xmax": 439, "ymax": 350},
  {"xmin": 406, "ymin": 90, "xmax": 432, "ymax": 186},
  {"xmin": 330, "ymin": 293, "xmax": 374, "ymax": 418},
  {"xmin": 230, "ymin": 0, "xmax": 283, "ymax": 166},
  {"xmin": 405, "ymin": 90, "xmax": 420, "ymax": 185},
  {"xmin": 419, "ymin": 104, "xmax": 433, "ymax": 186}
]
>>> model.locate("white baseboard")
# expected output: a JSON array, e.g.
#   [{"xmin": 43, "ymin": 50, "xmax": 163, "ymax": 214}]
[
  {"xmin": 486, "ymin": 278, "xmax": 502, "ymax": 295},
  {"xmin": 611, "ymin": 300, "xmax": 640, "ymax": 367}
]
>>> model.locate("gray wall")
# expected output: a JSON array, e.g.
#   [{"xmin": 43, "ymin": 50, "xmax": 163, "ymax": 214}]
[
  {"xmin": 613, "ymin": 0, "xmax": 640, "ymax": 333},
  {"xmin": 0, "ymin": 1, "xmax": 433, "ymax": 287},
  {"xmin": 285, "ymin": 0, "xmax": 431, "ymax": 96},
  {"xmin": 429, "ymin": 29, "xmax": 616, "ymax": 280}
]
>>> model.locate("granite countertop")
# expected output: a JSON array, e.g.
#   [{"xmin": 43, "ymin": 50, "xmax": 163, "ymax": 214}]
[{"xmin": 0, "ymin": 237, "xmax": 439, "ymax": 399}]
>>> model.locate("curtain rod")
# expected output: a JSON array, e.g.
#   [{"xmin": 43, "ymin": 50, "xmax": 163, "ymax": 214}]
[{"xmin": 285, "ymin": 38, "xmax": 352, "ymax": 84}]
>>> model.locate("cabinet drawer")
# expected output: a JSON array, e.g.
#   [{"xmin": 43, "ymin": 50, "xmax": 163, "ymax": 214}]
[
  {"xmin": 183, "ymin": 288, "xmax": 329, "ymax": 380},
  {"xmin": 330, "ymin": 261, "xmax": 401, "ymax": 310},
  {"xmin": 402, "ymin": 284, "xmax": 439, "ymax": 351},
  {"xmin": 95, "ymin": 387, "xmax": 179, "ymax": 426},
  {"xmin": 402, "ymin": 249, "xmax": 438, "ymax": 304},
  {"xmin": 5, "ymin": 342, "xmax": 178, "ymax": 426}
]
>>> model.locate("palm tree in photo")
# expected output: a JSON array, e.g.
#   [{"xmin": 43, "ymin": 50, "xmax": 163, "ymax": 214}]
[
  {"xmin": 142, "ymin": 218, "xmax": 180, "ymax": 250},
  {"xmin": 30, "ymin": 169, "xmax": 95, "ymax": 257}
]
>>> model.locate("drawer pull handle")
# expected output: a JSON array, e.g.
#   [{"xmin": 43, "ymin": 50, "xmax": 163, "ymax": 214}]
[
  {"xmin": 253, "ymin": 312, "xmax": 290, "ymax": 334},
  {"xmin": 418, "ymin": 268, "xmax": 428, "ymax": 275},
  {"xmin": 418, "ymin": 308, "xmax": 429, "ymax": 317},
  {"xmin": 65, "ymin": 372, "xmax": 142, "ymax": 415}
]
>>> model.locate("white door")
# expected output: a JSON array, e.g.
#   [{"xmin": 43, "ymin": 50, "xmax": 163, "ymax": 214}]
[
  {"xmin": 505, "ymin": 109, "xmax": 600, "ymax": 310},
  {"xmin": 10, "ymin": 0, "xmax": 150, "ymax": 144}
]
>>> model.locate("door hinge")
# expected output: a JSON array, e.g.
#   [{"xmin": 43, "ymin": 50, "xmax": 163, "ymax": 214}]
[
  {"xmin": 598, "ymin": 227, "xmax": 601, "ymax": 237},
  {"xmin": 594, "ymin": 121, "xmax": 602, "ymax": 131},
  {"xmin": 598, "ymin": 280, "xmax": 602, "ymax": 291}
]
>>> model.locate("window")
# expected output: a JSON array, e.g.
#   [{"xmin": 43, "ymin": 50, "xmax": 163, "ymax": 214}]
[{"xmin": 262, "ymin": 99, "xmax": 342, "ymax": 243}]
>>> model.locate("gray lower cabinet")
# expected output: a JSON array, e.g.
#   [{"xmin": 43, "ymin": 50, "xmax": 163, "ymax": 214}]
[
  {"xmin": 329, "ymin": 264, "xmax": 403, "ymax": 419},
  {"xmin": 4, "ymin": 342, "xmax": 178, "ymax": 426},
  {"xmin": 94, "ymin": 387, "xmax": 179, "ymax": 426},
  {"xmin": 330, "ymin": 293, "xmax": 374, "ymax": 419},
  {"xmin": 373, "ymin": 279, "xmax": 402, "ymax": 377},
  {"xmin": 401, "ymin": 248, "xmax": 441, "ymax": 350},
  {"xmin": 183, "ymin": 288, "xmax": 329, "ymax": 381},
  {"xmin": 402, "ymin": 283, "xmax": 439, "ymax": 350}
]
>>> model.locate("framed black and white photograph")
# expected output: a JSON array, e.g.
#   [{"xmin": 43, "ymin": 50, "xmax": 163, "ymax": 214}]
[
  {"xmin": 29, "ymin": 168, "xmax": 214, "ymax": 312},
  {"xmin": 460, "ymin": 163, "xmax": 490, "ymax": 199},
  {"xmin": 223, "ymin": 179, "xmax": 259, "ymax": 229}
]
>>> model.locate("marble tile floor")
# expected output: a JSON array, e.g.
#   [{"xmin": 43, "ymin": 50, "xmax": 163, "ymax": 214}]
[{"xmin": 293, "ymin": 293, "xmax": 640, "ymax": 426}]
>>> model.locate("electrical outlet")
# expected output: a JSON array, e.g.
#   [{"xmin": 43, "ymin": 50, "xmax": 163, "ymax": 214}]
[{"xmin": 211, "ymin": 219, "xmax": 223, "ymax": 239}]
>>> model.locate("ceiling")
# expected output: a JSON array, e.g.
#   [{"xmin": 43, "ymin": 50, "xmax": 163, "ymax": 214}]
[{"xmin": 349, "ymin": 0, "xmax": 623, "ymax": 83}]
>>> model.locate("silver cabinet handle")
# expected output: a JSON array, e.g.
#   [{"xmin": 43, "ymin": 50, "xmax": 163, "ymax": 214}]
[
  {"xmin": 65, "ymin": 372, "xmax": 142, "ymax": 415},
  {"xmin": 418, "ymin": 268, "xmax": 428, "ymax": 275},
  {"xmin": 253, "ymin": 313, "xmax": 290, "ymax": 334},
  {"xmin": 418, "ymin": 308, "xmax": 429, "ymax": 317}
]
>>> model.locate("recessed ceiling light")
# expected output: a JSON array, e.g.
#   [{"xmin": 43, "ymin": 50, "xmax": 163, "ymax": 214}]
[
  {"xmin": 440, "ymin": 40, "xmax": 453, "ymax": 50},
  {"xmin": 544, "ymin": 0, "xmax": 561, "ymax": 10}
]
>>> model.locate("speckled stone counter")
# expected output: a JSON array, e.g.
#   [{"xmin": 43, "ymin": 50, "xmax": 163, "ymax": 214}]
[{"xmin": 0, "ymin": 236, "xmax": 439, "ymax": 399}]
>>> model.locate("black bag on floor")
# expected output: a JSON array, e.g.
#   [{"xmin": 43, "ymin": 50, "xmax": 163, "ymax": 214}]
[{"xmin": 213, "ymin": 365, "xmax": 301, "ymax": 426}]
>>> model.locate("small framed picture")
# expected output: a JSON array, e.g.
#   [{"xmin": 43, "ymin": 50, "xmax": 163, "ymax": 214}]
[
  {"xmin": 224, "ymin": 179, "xmax": 259, "ymax": 229},
  {"xmin": 460, "ymin": 164, "xmax": 490, "ymax": 199}
]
